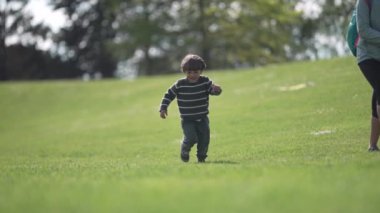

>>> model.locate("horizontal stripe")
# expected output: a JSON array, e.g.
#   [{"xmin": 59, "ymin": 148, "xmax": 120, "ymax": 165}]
[
  {"xmin": 179, "ymin": 104, "xmax": 208, "ymax": 109},
  {"xmin": 177, "ymin": 81, "xmax": 210, "ymax": 89},
  {"xmin": 177, "ymin": 97, "xmax": 208, "ymax": 102},
  {"xmin": 180, "ymin": 111, "xmax": 208, "ymax": 116},
  {"xmin": 178, "ymin": 90, "xmax": 207, "ymax": 95}
]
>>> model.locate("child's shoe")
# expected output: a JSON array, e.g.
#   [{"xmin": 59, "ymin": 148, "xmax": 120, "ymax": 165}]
[
  {"xmin": 180, "ymin": 143, "xmax": 190, "ymax": 162},
  {"xmin": 181, "ymin": 150, "xmax": 189, "ymax": 162},
  {"xmin": 198, "ymin": 158, "xmax": 206, "ymax": 163},
  {"xmin": 368, "ymin": 145, "xmax": 379, "ymax": 152}
]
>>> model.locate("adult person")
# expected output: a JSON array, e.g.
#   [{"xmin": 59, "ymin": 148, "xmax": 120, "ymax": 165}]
[{"xmin": 357, "ymin": 0, "xmax": 380, "ymax": 151}]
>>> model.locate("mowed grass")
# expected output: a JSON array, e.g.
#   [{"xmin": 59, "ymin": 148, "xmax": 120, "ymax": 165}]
[{"xmin": 1, "ymin": 57, "xmax": 380, "ymax": 213}]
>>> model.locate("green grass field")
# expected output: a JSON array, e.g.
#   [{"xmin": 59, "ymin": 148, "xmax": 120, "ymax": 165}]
[{"xmin": 1, "ymin": 57, "xmax": 379, "ymax": 212}]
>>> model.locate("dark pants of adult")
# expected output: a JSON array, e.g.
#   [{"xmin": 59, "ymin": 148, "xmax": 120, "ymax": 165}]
[
  {"xmin": 181, "ymin": 116, "xmax": 210, "ymax": 161},
  {"xmin": 359, "ymin": 59, "xmax": 380, "ymax": 118}
]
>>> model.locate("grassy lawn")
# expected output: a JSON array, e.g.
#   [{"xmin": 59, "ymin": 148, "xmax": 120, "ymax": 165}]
[{"xmin": 1, "ymin": 57, "xmax": 379, "ymax": 212}]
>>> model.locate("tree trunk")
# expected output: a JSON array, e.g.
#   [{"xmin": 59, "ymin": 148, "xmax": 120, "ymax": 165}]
[
  {"xmin": 0, "ymin": 39, "xmax": 7, "ymax": 81},
  {"xmin": 142, "ymin": 45, "xmax": 153, "ymax": 76},
  {"xmin": 198, "ymin": 0, "xmax": 210, "ymax": 69},
  {"xmin": 0, "ymin": 4, "xmax": 8, "ymax": 80}
]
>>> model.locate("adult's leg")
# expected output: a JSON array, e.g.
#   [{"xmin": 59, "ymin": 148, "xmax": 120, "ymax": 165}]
[
  {"xmin": 370, "ymin": 117, "xmax": 380, "ymax": 149},
  {"xmin": 370, "ymin": 93, "xmax": 380, "ymax": 149},
  {"xmin": 359, "ymin": 59, "xmax": 380, "ymax": 150}
]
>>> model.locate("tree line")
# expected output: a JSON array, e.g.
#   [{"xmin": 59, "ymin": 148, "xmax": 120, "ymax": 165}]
[{"xmin": 0, "ymin": 0, "xmax": 356, "ymax": 81}]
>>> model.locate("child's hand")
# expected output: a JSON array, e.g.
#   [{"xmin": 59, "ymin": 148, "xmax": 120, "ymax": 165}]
[
  {"xmin": 160, "ymin": 110, "xmax": 168, "ymax": 119},
  {"xmin": 211, "ymin": 84, "xmax": 222, "ymax": 95}
]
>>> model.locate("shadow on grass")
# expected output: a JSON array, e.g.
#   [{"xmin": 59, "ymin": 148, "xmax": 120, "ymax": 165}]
[{"xmin": 206, "ymin": 160, "xmax": 239, "ymax": 164}]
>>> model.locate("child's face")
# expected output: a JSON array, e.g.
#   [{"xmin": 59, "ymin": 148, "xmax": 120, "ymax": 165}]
[{"xmin": 185, "ymin": 70, "xmax": 202, "ymax": 82}]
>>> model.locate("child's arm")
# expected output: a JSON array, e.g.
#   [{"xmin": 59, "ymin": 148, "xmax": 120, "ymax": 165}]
[{"xmin": 159, "ymin": 83, "xmax": 178, "ymax": 119}]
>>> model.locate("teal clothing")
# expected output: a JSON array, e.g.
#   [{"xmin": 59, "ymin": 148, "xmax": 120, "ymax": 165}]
[{"xmin": 356, "ymin": 0, "xmax": 380, "ymax": 63}]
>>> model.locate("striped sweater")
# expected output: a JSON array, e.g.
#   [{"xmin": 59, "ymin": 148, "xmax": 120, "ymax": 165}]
[{"xmin": 160, "ymin": 76, "xmax": 218, "ymax": 120}]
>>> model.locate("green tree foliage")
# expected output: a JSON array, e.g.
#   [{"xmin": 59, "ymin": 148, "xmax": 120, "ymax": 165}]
[
  {"xmin": 0, "ymin": 0, "xmax": 50, "ymax": 80},
  {"xmin": 3, "ymin": 0, "xmax": 338, "ymax": 79},
  {"xmin": 6, "ymin": 44, "xmax": 81, "ymax": 80},
  {"xmin": 294, "ymin": 0, "xmax": 356, "ymax": 59},
  {"xmin": 210, "ymin": 0, "xmax": 301, "ymax": 66},
  {"xmin": 318, "ymin": 0, "xmax": 355, "ymax": 57},
  {"xmin": 110, "ymin": 0, "xmax": 302, "ymax": 75},
  {"xmin": 51, "ymin": 0, "xmax": 118, "ymax": 77},
  {"xmin": 108, "ymin": 0, "xmax": 176, "ymax": 75}
]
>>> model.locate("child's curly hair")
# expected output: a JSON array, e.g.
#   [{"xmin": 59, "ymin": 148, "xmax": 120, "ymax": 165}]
[{"xmin": 180, "ymin": 54, "xmax": 206, "ymax": 72}]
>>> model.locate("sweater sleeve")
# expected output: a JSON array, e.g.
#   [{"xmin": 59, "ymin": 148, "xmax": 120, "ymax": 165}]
[
  {"xmin": 159, "ymin": 82, "xmax": 178, "ymax": 111},
  {"xmin": 357, "ymin": 0, "xmax": 380, "ymax": 45},
  {"xmin": 206, "ymin": 78, "xmax": 213, "ymax": 94}
]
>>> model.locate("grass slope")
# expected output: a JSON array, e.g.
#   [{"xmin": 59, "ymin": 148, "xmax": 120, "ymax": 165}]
[{"xmin": 1, "ymin": 57, "xmax": 379, "ymax": 213}]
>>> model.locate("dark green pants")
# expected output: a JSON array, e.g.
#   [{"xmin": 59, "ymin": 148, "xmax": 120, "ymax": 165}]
[{"xmin": 181, "ymin": 116, "xmax": 210, "ymax": 160}]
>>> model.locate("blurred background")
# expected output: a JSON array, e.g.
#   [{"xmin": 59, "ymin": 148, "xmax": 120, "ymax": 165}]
[{"xmin": 0, "ymin": 0, "xmax": 356, "ymax": 81}]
